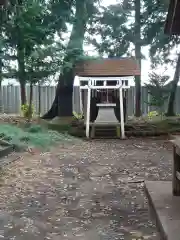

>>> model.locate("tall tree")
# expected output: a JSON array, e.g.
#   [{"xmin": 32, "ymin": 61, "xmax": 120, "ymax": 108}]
[
  {"xmin": 134, "ymin": 0, "xmax": 141, "ymax": 117},
  {"xmin": 166, "ymin": 54, "xmax": 180, "ymax": 116},
  {"xmin": 87, "ymin": 3, "xmax": 131, "ymax": 57},
  {"xmin": 142, "ymin": 0, "xmax": 180, "ymax": 116},
  {"xmin": 42, "ymin": 0, "xmax": 98, "ymax": 119},
  {"xmin": 92, "ymin": 0, "xmax": 180, "ymax": 117},
  {"xmin": 0, "ymin": 2, "xmax": 8, "ymax": 112},
  {"xmin": 3, "ymin": 0, "xmax": 72, "ymax": 105},
  {"xmin": 3, "ymin": 0, "xmax": 48, "ymax": 104},
  {"xmin": 88, "ymin": 0, "xmax": 143, "ymax": 116}
]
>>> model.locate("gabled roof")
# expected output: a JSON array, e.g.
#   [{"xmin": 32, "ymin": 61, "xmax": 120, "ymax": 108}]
[
  {"xmin": 164, "ymin": 0, "xmax": 180, "ymax": 35},
  {"xmin": 74, "ymin": 58, "xmax": 140, "ymax": 77}
]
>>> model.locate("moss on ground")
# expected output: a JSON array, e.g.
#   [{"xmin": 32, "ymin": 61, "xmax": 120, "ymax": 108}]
[
  {"xmin": 39, "ymin": 117, "xmax": 73, "ymax": 132},
  {"xmin": 0, "ymin": 123, "xmax": 78, "ymax": 150},
  {"xmin": 3, "ymin": 115, "xmax": 180, "ymax": 140}
]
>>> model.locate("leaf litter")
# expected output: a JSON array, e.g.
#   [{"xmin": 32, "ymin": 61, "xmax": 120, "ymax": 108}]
[{"xmin": 0, "ymin": 138, "xmax": 173, "ymax": 239}]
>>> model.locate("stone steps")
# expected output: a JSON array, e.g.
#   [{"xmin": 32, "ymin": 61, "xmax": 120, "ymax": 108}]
[{"xmin": 90, "ymin": 125, "xmax": 120, "ymax": 138}]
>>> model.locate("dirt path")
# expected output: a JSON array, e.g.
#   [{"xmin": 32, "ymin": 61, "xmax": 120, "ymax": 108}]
[{"xmin": 0, "ymin": 138, "xmax": 172, "ymax": 239}]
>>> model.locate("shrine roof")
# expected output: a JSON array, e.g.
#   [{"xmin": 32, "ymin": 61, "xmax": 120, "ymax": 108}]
[{"xmin": 74, "ymin": 57, "xmax": 140, "ymax": 77}]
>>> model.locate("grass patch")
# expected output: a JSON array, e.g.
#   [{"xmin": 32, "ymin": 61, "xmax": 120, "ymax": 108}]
[{"xmin": 0, "ymin": 123, "xmax": 78, "ymax": 150}]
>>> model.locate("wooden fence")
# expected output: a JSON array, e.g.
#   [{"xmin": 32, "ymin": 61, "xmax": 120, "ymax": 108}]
[{"xmin": 1, "ymin": 85, "xmax": 180, "ymax": 116}]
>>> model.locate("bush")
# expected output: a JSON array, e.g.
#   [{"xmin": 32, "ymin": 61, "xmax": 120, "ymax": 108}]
[
  {"xmin": 26, "ymin": 124, "xmax": 43, "ymax": 133},
  {"xmin": 148, "ymin": 111, "xmax": 159, "ymax": 119},
  {"xmin": 21, "ymin": 104, "xmax": 35, "ymax": 118},
  {"xmin": 146, "ymin": 72, "xmax": 170, "ymax": 115}
]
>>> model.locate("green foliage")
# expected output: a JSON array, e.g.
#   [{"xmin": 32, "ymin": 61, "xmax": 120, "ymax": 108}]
[
  {"xmin": 1, "ymin": 0, "xmax": 70, "ymax": 86},
  {"xmin": 87, "ymin": 3, "xmax": 132, "ymax": 57},
  {"xmin": 0, "ymin": 0, "xmax": 101, "ymax": 87},
  {"xmin": 26, "ymin": 124, "xmax": 43, "ymax": 133},
  {"xmin": 25, "ymin": 44, "xmax": 62, "ymax": 84},
  {"xmin": 61, "ymin": 0, "xmax": 96, "ymax": 72},
  {"xmin": 21, "ymin": 104, "xmax": 34, "ymax": 118},
  {"xmin": 146, "ymin": 72, "xmax": 170, "ymax": 114},
  {"xmin": 0, "ymin": 0, "xmax": 99, "ymax": 91},
  {"xmin": 147, "ymin": 111, "xmax": 162, "ymax": 119},
  {"xmin": 87, "ymin": 0, "xmax": 180, "ymax": 68},
  {"xmin": 0, "ymin": 123, "xmax": 78, "ymax": 150},
  {"xmin": 142, "ymin": 0, "xmax": 180, "ymax": 67}
]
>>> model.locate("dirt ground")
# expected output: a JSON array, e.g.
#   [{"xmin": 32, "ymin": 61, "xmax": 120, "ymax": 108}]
[{"xmin": 0, "ymin": 138, "xmax": 173, "ymax": 240}]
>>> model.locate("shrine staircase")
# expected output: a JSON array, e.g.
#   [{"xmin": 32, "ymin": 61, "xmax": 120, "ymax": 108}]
[{"xmin": 90, "ymin": 124, "xmax": 121, "ymax": 138}]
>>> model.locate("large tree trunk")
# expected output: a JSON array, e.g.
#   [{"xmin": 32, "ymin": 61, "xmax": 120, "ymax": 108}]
[
  {"xmin": 17, "ymin": 0, "xmax": 26, "ymax": 105},
  {"xmin": 42, "ymin": 0, "xmax": 87, "ymax": 119},
  {"xmin": 0, "ymin": 25, "xmax": 3, "ymax": 113},
  {"xmin": 38, "ymin": 82, "xmax": 41, "ymax": 117},
  {"xmin": 27, "ymin": 82, "xmax": 33, "ymax": 122},
  {"xmin": 20, "ymin": 81, "xmax": 26, "ymax": 105},
  {"xmin": 134, "ymin": 0, "xmax": 141, "ymax": 117},
  {"xmin": 0, "ymin": 55, "xmax": 3, "ymax": 113},
  {"xmin": 43, "ymin": 74, "xmax": 73, "ymax": 119},
  {"xmin": 0, "ymin": 8, "xmax": 5, "ymax": 113},
  {"xmin": 166, "ymin": 54, "xmax": 180, "ymax": 116},
  {"xmin": 18, "ymin": 46, "xmax": 26, "ymax": 105}
]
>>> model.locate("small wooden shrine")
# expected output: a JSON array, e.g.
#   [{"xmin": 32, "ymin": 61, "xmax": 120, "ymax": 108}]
[{"xmin": 72, "ymin": 58, "xmax": 140, "ymax": 139}]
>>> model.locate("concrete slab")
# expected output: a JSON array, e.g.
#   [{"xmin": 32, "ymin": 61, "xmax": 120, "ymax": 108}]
[{"xmin": 145, "ymin": 181, "xmax": 180, "ymax": 240}]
